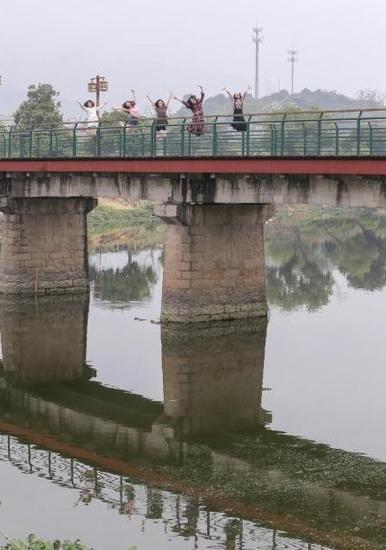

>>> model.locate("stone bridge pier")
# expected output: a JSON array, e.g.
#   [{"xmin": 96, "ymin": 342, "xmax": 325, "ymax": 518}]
[
  {"xmin": 0, "ymin": 197, "xmax": 97, "ymax": 295},
  {"xmin": 156, "ymin": 203, "xmax": 273, "ymax": 323}
]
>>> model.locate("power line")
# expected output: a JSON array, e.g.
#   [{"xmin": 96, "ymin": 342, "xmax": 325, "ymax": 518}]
[
  {"xmin": 252, "ymin": 26, "xmax": 263, "ymax": 99},
  {"xmin": 288, "ymin": 48, "xmax": 298, "ymax": 95}
]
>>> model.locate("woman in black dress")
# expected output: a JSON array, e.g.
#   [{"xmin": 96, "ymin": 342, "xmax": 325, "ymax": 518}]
[
  {"xmin": 146, "ymin": 92, "xmax": 173, "ymax": 137},
  {"xmin": 223, "ymin": 86, "xmax": 251, "ymax": 132}
]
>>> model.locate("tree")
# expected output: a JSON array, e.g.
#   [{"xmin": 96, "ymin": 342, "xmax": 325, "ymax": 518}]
[{"xmin": 14, "ymin": 83, "xmax": 63, "ymax": 129}]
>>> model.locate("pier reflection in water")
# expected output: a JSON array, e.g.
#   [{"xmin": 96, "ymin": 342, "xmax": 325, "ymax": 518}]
[
  {"xmin": 2, "ymin": 222, "xmax": 386, "ymax": 549},
  {"xmin": 0, "ymin": 288, "xmax": 328, "ymax": 550}
]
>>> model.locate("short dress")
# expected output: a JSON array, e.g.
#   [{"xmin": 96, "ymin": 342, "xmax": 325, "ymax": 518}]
[
  {"xmin": 155, "ymin": 105, "xmax": 168, "ymax": 132},
  {"xmin": 84, "ymin": 107, "xmax": 99, "ymax": 128},
  {"xmin": 231, "ymin": 99, "xmax": 247, "ymax": 132},
  {"xmin": 184, "ymin": 93, "xmax": 206, "ymax": 136}
]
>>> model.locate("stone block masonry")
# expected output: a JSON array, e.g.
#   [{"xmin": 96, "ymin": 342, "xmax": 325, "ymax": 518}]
[
  {"xmin": 0, "ymin": 197, "xmax": 97, "ymax": 295},
  {"xmin": 157, "ymin": 203, "xmax": 273, "ymax": 323}
]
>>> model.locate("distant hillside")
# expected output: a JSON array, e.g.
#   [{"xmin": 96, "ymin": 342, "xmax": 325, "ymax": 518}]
[{"xmin": 174, "ymin": 88, "xmax": 384, "ymax": 117}]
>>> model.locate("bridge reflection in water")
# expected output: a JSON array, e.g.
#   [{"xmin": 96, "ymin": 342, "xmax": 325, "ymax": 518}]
[{"xmin": 0, "ymin": 293, "xmax": 380, "ymax": 549}]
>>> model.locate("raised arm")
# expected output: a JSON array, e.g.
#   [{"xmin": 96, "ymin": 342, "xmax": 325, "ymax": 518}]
[
  {"xmin": 96, "ymin": 102, "xmax": 107, "ymax": 112},
  {"xmin": 115, "ymin": 107, "xmax": 131, "ymax": 114},
  {"xmin": 166, "ymin": 91, "xmax": 173, "ymax": 107},
  {"xmin": 198, "ymin": 85, "xmax": 205, "ymax": 103},
  {"xmin": 174, "ymin": 96, "xmax": 186, "ymax": 106},
  {"xmin": 78, "ymin": 101, "xmax": 86, "ymax": 111},
  {"xmin": 223, "ymin": 87, "xmax": 233, "ymax": 102},
  {"xmin": 130, "ymin": 89, "xmax": 136, "ymax": 103},
  {"xmin": 146, "ymin": 94, "xmax": 155, "ymax": 107},
  {"xmin": 243, "ymin": 86, "xmax": 252, "ymax": 100}
]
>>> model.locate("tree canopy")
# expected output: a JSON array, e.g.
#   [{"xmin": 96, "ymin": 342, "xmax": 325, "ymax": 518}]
[{"xmin": 14, "ymin": 83, "xmax": 63, "ymax": 129}]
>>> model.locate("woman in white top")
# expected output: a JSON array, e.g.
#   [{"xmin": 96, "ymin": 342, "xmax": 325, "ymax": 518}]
[{"xmin": 78, "ymin": 100, "xmax": 106, "ymax": 130}]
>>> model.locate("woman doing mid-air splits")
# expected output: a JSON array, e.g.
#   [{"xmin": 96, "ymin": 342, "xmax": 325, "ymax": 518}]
[
  {"xmin": 146, "ymin": 92, "xmax": 173, "ymax": 137},
  {"xmin": 223, "ymin": 86, "xmax": 251, "ymax": 132},
  {"xmin": 174, "ymin": 85, "xmax": 206, "ymax": 136},
  {"xmin": 116, "ymin": 89, "xmax": 141, "ymax": 130},
  {"xmin": 78, "ymin": 100, "xmax": 106, "ymax": 133}
]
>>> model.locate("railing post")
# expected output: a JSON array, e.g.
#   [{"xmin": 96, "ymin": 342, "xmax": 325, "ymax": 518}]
[
  {"xmin": 334, "ymin": 122, "xmax": 340, "ymax": 155},
  {"xmin": 246, "ymin": 115, "xmax": 252, "ymax": 156},
  {"xmin": 7, "ymin": 126, "xmax": 14, "ymax": 158},
  {"xmin": 49, "ymin": 129, "xmax": 54, "ymax": 157},
  {"xmin": 72, "ymin": 123, "xmax": 79, "ymax": 158},
  {"xmin": 280, "ymin": 114, "xmax": 287, "ymax": 156},
  {"xmin": 269, "ymin": 124, "xmax": 274, "ymax": 155},
  {"xmin": 302, "ymin": 123, "xmax": 307, "ymax": 156},
  {"xmin": 317, "ymin": 112, "xmax": 324, "ymax": 155},
  {"xmin": 123, "ymin": 121, "xmax": 129, "ymax": 157},
  {"xmin": 356, "ymin": 111, "xmax": 363, "ymax": 155},
  {"xmin": 96, "ymin": 122, "xmax": 102, "ymax": 158},
  {"xmin": 28, "ymin": 127, "xmax": 33, "ymax": 158},
  {"xmin": 212, "ymin": 116, "xmax": 218, "ymax": 156},
  {"xmin": 180, "ymin": 118, "xmax": 186, "ymax": 156},
  {"xmin": 368, "ymin": 121, "xmax": 373, "ymax": 155},
  {"xmin": 150, "ymin": 121, "xmax": 156, "ymax": 156}
]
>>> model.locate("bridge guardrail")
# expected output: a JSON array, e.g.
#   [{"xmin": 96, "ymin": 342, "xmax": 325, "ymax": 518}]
[{"xmin": 1, "ymin": 108, "xmax": 386, "ymax": 159}]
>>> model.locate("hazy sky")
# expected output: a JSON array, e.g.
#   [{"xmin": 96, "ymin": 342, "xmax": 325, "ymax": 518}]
[{"xmin": 2, "ymin": 0, "xmax": 385, "ymax": 116}]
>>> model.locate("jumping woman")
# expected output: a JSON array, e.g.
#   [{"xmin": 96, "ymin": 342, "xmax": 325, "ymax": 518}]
[
  {"xmin": 78, "ymin": 99, "xmax": 106, "ymax": 131},
  {"xmin": 116, "ymin": 89, "xmax": 141, "ymax": 129},
  {"xmin": 174, "ymin": 85, "xmax": 206, "ymax": 136},
  {"xmin": 146, "ymin": 92, "xmax": 173, "ymax": 137},
  {"xmin": 223, "ymin": 86, "xmax": 251, "ymax": 132}
]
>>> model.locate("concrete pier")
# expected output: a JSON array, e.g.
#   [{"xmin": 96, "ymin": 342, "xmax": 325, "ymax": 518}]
[
  {"xmin": 157, "ymin": 203, "xmax": 272, "ymax": 323},
  {"xmin": 0, "ymin": 197, "xmax": 96, "ymax": 295}
]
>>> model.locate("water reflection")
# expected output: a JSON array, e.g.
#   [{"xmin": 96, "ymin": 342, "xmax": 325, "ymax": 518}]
[
  {"xmin": 90, "ymin": 248, "xmax": 161, "ymax": 307},
  {"xmin": 162, "ymin": 322, "xmax": 268, "ymax": 436},
  {"xmin": 0, "ymin": 293, "xmax": 330, "ymax": 550},
  {"xmin": 1, "ymin": 290, "xmax": 386, "ymax": 549},
  {"xmin": 266, "ymin": 209, "xmax": 386, "ymax": 310}
]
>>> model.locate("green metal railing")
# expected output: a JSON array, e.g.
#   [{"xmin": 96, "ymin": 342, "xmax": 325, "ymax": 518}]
[{"xmin": 2, "ymin": 108, "xmax": 386, "ymax": 159}]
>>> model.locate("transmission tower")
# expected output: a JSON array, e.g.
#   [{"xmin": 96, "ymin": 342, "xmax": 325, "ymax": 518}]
[
  {"xmin": 288, "ymin": 48, "xmax": 298, "ymax": 95},
  {"xmin": 252, "ymin": 26, "xmax": 263, "ymax": 99}
]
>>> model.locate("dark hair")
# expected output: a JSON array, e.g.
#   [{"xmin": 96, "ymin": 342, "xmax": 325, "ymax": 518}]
[
  {"xmin": 186, "ymin": 95, "xmax": 198, "ymax": 109},
  {"xmin": 233, "ymin": 93, "xmax": 242, "ymax": 100},
  {"xmin": 155, "ymin": 99, "xmax": 165, "ymax": 108},
  {"xmin": 84, "ymin": 100, "xmax": 95, "ymax": 108},
  {"xmin": 122, "ymin": 100, "xmax": 135, "ymax": 109}
]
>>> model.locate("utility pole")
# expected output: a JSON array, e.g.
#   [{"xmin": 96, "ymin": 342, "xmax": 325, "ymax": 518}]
[
  {"xmin": 252, "ymin": 26, "xmax": 263, "ymax": 99},
  {"xmin": 288, "ymin": 49, "xmax": 298, "ymax": 95}
]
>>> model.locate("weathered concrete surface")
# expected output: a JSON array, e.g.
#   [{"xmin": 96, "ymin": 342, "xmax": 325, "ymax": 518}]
[
  {"xmin": 0, "ymin": 197, "xmax": 97, "ymax": 295},
  {"xmin": 158, "ymin": 203, "xmax": 272, "ymax": 323},
  {"xmin": 161, "ymin": 321, "xmax": 268, "ymax": 435},
  {"xmin": 0, "ymin": 294, "xmax": 89, "ymax": 386},
  {"xmin": 2, "ymin": 172, "xmax": 386, "ymax": 207}
]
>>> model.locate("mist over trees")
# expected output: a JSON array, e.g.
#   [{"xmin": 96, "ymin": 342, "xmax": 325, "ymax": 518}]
[{"xmin": 174, "ymin": 88, "xmax": 384, "ymax": 117}]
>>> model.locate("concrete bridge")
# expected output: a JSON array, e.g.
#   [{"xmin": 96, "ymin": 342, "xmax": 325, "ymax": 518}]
[{"xmin": 2, "ymin": 109, "xmax": 386, "ymax": 322}]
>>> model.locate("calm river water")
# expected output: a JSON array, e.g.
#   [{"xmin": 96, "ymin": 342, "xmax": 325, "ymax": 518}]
[{"xmin": 1, "ymin": 210, "xmax": 386, "ymax": 550}]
